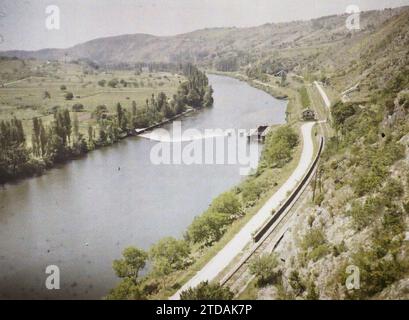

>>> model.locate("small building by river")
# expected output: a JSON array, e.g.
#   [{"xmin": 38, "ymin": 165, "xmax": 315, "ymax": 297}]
[{"xmin": 301, "ymin": 108, "xmax": 316, "ymax": 121}]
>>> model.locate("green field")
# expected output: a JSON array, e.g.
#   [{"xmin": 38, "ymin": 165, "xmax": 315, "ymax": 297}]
[{"xmin": 0, "ymin": 59, "xmax": 184, "ymax": 141}]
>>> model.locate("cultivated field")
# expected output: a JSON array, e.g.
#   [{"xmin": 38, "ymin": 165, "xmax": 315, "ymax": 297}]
[{"xmin": 0, "ymin": 58, "xmax": 184, "ymax": 139}]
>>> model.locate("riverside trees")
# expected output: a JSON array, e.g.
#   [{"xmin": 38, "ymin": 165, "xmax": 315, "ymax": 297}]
[{"xmin": 0, "ymin": 64, "xmax": 214, "ymax": 184}]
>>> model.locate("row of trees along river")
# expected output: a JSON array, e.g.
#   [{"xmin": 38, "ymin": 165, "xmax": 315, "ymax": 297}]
[{"xmin": 0, "ymin": 64, "xmax": 214, "ymax": 184}]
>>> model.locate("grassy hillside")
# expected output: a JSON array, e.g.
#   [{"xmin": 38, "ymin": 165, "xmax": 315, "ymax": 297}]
[{"xmin": 240, "ymin": 7, "xmax": 409, "ymax": 300}]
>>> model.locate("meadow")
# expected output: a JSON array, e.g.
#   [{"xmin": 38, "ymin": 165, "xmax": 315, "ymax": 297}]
[{"xmin": 0, "ymin": 58, "xmax": 184, "ymax": 141}]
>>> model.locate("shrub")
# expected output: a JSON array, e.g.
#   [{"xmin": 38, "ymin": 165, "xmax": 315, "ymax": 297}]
[
  {"xmin": 60, "ymin": 85, "xmax": 67, "ymax": 90},
  {"xmin": 383, "ymin": 178, "xmax": 404, "ymax": 199},
  {"xmin": 308, "ymin": 244, "xmax": 330, "ymax": 261},
  {"xmin": 241, "ymin": 178, "xmax": 269, "ymax": 204},
  {"xmin": 249, "ymin": 253, "xmax": 280, "ymax": 286},
  {"xmin": 332, "ymin": 101, "xmax": 357, "ymax": 129},
  {"xmin": 180, "ymin": 281, "xmax": 233, "ymax": 300},
  {"xmin": 65, "ymin": 92, "xmax": 74, "ymax": 100},
  {"xmin": 112, "ymin": 247, "xmax": 148, "ymax": 281},
  {"xmin": 72, "ymin": 103, "xmax": 84, "ymax": 112},
  {"xmin": 187, "ymin": 211, "xmax": 230, "ymax": 246},
  {"xmin": 263, "ymin": 126, "xmax": 299, "ymax": 167},
  {"xmin": 348, "ymin": 197, "xmax": 382, "ymax": 231},
  {"xmin": 107, "ymin": 278, "xmax": 145, "ymax": 300},
  {"xmin": 149, "ymin": 237, "xmax": 191, "ymax": 274},
  {"xmin": 300, "ymin": 228, "xmax": 330, "ymax": 261},
  {"xmin": 108, "ymin": 79, "xmax": 119, "ymax": 88},
  {"xmin": 306, "ymin": 281, "xmax": 320, "ymax": 300},
  {"xmin": 288, "ymin": 270, "xmax": 306, "ymax": 295},
  {"xmin": 43, "ymin": 91, "xmax": 51, "ymax": 99},
  {"xmin": 209, "ymin": 191, "xmax": 243, "ymax": 220},
  {"xmin": 300, "ymin": 86, "xmax": 311, "ymax": 108},
  {"xmin": 301, "ymin": 228, "xmax": 326, "ymax": 250}
]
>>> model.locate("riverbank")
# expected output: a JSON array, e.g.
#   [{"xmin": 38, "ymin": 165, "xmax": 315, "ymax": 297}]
[
  {"xmin": 0, "ymin": 107, "xmax": 196, "ymax": 186},
  {"xmin": 0, "ymin": 74, "xmax": 288, "ymax": 300},
  {"xmin": 206, "ymin": 70, "xmax": 304, "ymax": 126},
  {"xmin": 106, "ymin": 74, "xmax": 307, "ymax": 299},
  {"xmin": 1, "ymin": 63, "xmax": 214, "ymax": 185},
  {"xmin": 207, "ymin": 71, "xmax": 288, "ymax": 99},
  {"xmin": 152, "ymin": 74, "xmax": 309, "ymax": 299}
]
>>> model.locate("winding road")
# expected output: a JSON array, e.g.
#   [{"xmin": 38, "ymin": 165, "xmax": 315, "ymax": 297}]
[
  {"xmin": 170, "ymin": 121, "xmax": 316, "ymax": 299},
  {"xmin": 314, "ymin": 81, "xmax": 331, "ymax": 109}
]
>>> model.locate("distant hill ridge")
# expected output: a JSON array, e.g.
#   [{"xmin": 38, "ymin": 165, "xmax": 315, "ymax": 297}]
[{"xmin": 1, "ymin": 6, "xmax": 407, "ymax": 67}]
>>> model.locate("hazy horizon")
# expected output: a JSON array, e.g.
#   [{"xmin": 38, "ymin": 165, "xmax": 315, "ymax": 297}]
[{"xmin": 1, "ymin": 0, "xmax": 409, "ymax": 51}]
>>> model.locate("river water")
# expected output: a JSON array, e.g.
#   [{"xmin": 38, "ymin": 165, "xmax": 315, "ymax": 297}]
[{"xmin": 0, "ymin": 75, "xmax": 286, "ymax": 299}]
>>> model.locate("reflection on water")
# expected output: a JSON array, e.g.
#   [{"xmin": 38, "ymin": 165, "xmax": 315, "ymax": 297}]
[{"xmin": 0, "ymin": 75, "xmax": 287, "ymax": 299}]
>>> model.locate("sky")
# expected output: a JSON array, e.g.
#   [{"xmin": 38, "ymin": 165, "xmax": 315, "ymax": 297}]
[{"xmin": 0, "ymin": 0, "xmax": 408, "ymax": 51}]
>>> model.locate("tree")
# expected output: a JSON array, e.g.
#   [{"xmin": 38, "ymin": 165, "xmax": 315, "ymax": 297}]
[
  {"xmin": 88, "ymin": 125, "xmax": 93, "ymax": 143},
  {"xmin": 289, "ymin": 270, "xmax": 306, "ymax": 295},
  {"xmin": 249, "ymin": 253, "xmax": 280, "ymax": 286},
  {"xmin": 107, "ymin": 278, "xmax": 145, "ymax": 300},
  {"xmin": 116, "ymin": 103, "xmax": 124, "ymax": 129},
  {"xmin": 149, "ymin": 237, "xmax": 190, "ymax": 274},
  {"xmin": 32, "ymin": 117, "xmax": 41, "ymax": 157},
  {"xmin": 180, "ymin": 281, "xmax": 233, "ymax": 300},
  {"xmin": 39, "ymin": 120, "xmax": 47, "ymax": 157},
  {"xmin": 108, "ymin": 79, "xmax": 119, "ymax": 88},
  {"xmin": 72, "ymin": 103, "xmax": 84, "ymax": 112},
  {"xmin": 332, "ymin": 101, "xmax": 357, "ymax": 129},
  {"xmin": 63, "ymin": 109, "xmax": 72, "ymax": 143},
  {"xmin": 65, "ymin": 92, "xmax": 74, "ymax": 100},
  {"xmin": 73, "ymin": 113, "xmax": 79, "ymax": 141},
  {"xmin": 280, "ymin": 71, "xmax": 287, "ymax": 86},
  {"xmin": 209, "ymin": 191, "xmax": 243, "ymax": 221},
  {"xmin": 263, "ymin": 126, "xmax": 298, "ymax": 167},
  {"xmin": 187, "ymin": 211, "xmax": 230, "ymax": 246},
  {"xmin": 113, "ymin": 247, "xmax": 148, "ymax": 282},
  {"xmin": 203, "ymin": 85, "xmax": 214, "ymax": 107},
  {"xmin": 132, "ymin": 101, "xmax": 137, "ymax": 117}
]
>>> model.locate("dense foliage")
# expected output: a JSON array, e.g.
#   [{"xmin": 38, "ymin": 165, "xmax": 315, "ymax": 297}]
[
  {"xmin": 180, "ymin": 281, "xmax": 234, "ymax": 300},
  {"xmin": 0, "ymin": 64, "xmax": 213, "ymax": 184}
]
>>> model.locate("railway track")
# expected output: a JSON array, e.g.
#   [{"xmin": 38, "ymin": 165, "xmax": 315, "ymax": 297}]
[{"xmin": 220, "ymin": 135, "xmax": 324, "ymax": 294}]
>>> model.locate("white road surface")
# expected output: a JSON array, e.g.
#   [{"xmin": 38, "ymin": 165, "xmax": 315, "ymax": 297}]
[
  {"xmin": 170, "ymin": 121, "xmax": 316, "ymax": 299},
  {"xmin": 314, "ymin": 81, "xmax": 331, "ymax": 109}
]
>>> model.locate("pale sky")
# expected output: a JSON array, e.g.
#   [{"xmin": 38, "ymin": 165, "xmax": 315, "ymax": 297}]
[{"xmin": 0, "ymin": 0, "xmax": 408, "ymax": 51}]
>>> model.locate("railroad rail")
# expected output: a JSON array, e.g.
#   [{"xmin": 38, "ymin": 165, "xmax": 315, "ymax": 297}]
[{"xmin": 220, "ymin": 135, "xmax": 324, "ymax": 288}]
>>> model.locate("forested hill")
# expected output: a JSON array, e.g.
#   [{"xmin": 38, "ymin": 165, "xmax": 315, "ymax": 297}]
[{"xmin": 1, "ymin": 6, "xmax": 407, "ymax": 69}]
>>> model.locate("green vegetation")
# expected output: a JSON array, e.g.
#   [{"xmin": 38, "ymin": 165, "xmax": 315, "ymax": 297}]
[
  {"xmin": 113, "ymin": 247, "xmax": 148, "ymax": 282},
  {"xmin": 300, "ymin": 228, "xmax": 330, "ymax": 262},
  {"xmin": 180, "ymin": 281, "xmax": 234, "ymax": 300},
  {"xmin": 249, "ymin": 253, "xmax": 280, "ymax": 286},
  {"xmin": 0, "ymin": 61, "xmax": 213, "ymax": 184},
  {"xmin": 187, "ymin": 191, "xmax": 243, "ymax": 246},
  {"xmin": 108, "ymin": 122, "xmax": 300, "ymax": 299},
  {"xmin": 149, "ymin": 238, "xmax": 191, "ymax": 276},
  {"xmin": 261, "ymin": 125, "xmax": 299, "ymax": 168},
  {"xmin": 288, "ymin": 270, "xmax": 306, "ymax": 295},
  {"xmin": 299, "ymin": 86, "xmax": 311, "ymax": 108}
]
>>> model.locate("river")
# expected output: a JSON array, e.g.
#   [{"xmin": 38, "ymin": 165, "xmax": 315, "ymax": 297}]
[{"xmin": 0, "ymin": 75, "xmax": 287, "ymax": 299}]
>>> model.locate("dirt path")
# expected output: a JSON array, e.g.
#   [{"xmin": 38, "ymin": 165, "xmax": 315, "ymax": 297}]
[{"xmin": 314, "ymin": 81, "xmax": 331, "ymax": 109}]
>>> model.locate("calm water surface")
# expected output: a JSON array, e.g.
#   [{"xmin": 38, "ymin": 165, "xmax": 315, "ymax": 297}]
[{"xmin": 0, "ymin": 75, "xmax": 286, "ymax": 299}]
